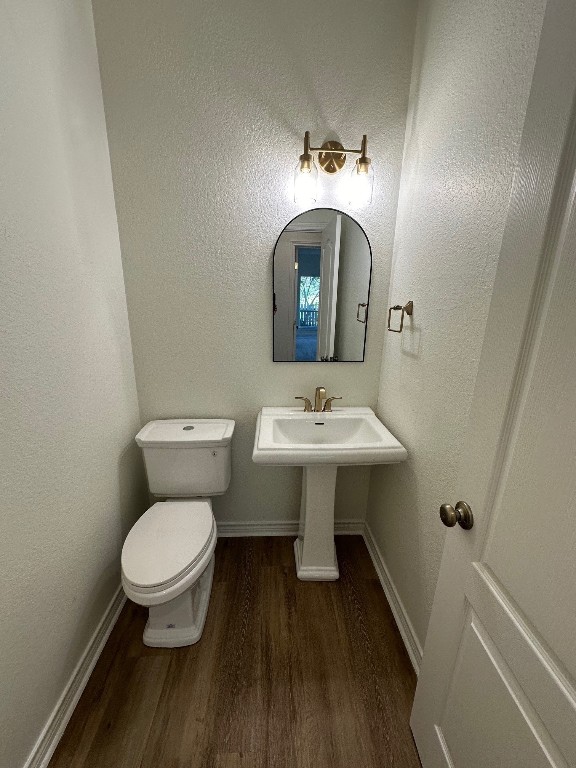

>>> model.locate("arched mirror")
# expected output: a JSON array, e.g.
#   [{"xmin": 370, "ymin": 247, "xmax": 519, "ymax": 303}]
[{"xmin": 273, "ymin": 208, "xmax": 372, "ymax": 362}]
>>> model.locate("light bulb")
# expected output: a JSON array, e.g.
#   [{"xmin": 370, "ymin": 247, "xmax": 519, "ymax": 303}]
[
  {"xmin": 349, "ymin": 158, "xmax": 374, "ymax": 207},
  {"xmin": 294, "ymin": 155, "xmax": 318, "ymax": 204}
]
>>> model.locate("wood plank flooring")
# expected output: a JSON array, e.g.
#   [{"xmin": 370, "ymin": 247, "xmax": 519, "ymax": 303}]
[{"xmin": 49, "ymin": 536, "xmax": 421, "ymax": 768}]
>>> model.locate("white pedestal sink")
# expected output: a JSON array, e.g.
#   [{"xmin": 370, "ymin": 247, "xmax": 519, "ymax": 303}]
[{"xmin": 252, "ymin": 407, "xmax": 407, "ymax": 580}]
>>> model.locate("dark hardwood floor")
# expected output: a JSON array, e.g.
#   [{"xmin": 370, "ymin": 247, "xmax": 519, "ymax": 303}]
[{"xmin": 49, "ymin": 536, "xmax": 421, "ymax": 768}]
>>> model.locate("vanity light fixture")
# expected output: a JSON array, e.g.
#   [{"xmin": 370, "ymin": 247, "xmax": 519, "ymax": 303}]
[
  {"xmin": 293, "ymin": 131, "xmax": 374, "ymax": 206},
  {"xmin": 293, "ymin": 131, "xmax": 319, "ymax": 205}
]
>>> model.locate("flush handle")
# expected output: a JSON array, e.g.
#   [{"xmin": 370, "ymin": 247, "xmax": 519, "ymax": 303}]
[{"xmin": 440, "ymin": 501, "xmax": 474, "ymax": 530}]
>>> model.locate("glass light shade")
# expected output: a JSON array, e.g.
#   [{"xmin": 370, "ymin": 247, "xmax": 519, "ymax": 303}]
[
  {"xmin": 294, "ymin": 158, "xmax": 318, "ymax": 204},
  {"xmin": 349, "ymin": 159, "xmax": 374, "ymax": 206}
]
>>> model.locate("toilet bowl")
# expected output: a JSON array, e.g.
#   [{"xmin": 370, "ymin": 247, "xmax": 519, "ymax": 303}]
[
  {"xmin": 122, "ymin": 499, "xmax": 217, "ymax": 646},
  {"xmin": 121, "ymin": 418, "xmax": 235, "ymax": 648}
]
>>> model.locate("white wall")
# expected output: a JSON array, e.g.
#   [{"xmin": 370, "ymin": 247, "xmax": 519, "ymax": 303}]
[
  {"xmin": 366, "ymin": 0, "xmax": 547, "ymax": 649},
  {"xmin": 0, "ymin": 2, "xmax": 145, "ymax": 766},
  {"xmin": 92, "ymin": 0, "xmax": 417, "ymax": 525}
]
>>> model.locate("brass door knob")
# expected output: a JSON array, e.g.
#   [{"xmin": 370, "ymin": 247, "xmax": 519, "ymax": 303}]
[{"xmin": 440, "ymin": 501, "xmax": 474, "ymax": 530}]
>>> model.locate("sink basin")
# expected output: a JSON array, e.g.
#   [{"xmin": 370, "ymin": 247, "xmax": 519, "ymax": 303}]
[
  {"xmin": 252, "ymin": 406, "xmax": 407, "ymax": 581},
  {"xmin": 253, "ymin": 407, "xmax": 407, "ymax": 465}
]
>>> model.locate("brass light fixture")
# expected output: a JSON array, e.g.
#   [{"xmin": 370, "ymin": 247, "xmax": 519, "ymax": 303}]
[{"xmin": 293, "ymin": 131, "xmax": 374, "ymax": 206}]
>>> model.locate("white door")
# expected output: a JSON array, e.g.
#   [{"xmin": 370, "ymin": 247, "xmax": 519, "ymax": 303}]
[
  {"xmin": 411, "ymin": 2, "xmax": 576, "ymax": 766},
  {"xmin": 317, "ymin": 214, "xmax": 341, "ymax": 361}
]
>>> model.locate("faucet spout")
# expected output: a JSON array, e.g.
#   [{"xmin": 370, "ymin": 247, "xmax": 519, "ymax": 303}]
[{"xmin": 314, "ymin": 386, "xmax": 326, "ymax": 413}]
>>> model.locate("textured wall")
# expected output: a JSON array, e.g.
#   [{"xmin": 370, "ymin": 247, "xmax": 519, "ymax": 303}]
[
  {"xmin": 0, "ymin": 1, "xmax": 145, "ymax": 765},
  {"xmin": 366, "ymin": 0, "xmax": 547, "ymax": 648},
  {"xmin": 92, "ymin": 0, "xmax": 417, "ymax": 525}
]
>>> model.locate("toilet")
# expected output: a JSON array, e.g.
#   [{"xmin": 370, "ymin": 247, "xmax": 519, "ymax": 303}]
[{"xmin": 121, "ymin": 418, "xmax": 235, "ymax": 647}]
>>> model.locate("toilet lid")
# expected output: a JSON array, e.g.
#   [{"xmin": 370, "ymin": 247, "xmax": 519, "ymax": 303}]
[{"xmin": 122, "ymin": 500, "xmax": 215, "ymax": 588}]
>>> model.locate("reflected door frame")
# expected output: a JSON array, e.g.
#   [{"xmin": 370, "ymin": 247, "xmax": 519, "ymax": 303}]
[
  {"xmin": 317, "ymin": 214, "xmax": 341, "ymax": 361},
  {"xmin": 282, "ymin": 232, "xmax": 323, "ymax": 361},
  {"xmin": 293, "ymin": 243, "xmax": 321, "ymax": 361}
]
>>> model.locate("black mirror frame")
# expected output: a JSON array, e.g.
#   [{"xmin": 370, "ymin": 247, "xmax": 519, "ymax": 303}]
[{"xmin": 272, "ymin": 207, "xmax": 372, "ymax": 363}]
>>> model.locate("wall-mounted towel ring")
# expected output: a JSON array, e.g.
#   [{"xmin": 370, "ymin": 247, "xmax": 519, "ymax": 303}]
[
  {"xmin": 356, "ymin": 303, "xmax": 368, "ymax": 324},
  {"xmin": 388, "ymin": 300, "xmax": 413, "ymax": 333}
]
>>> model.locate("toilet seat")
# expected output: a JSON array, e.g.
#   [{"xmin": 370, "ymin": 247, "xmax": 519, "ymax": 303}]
[{"xmin": 121, "ymin": 500, "xmax": 217, "ymax": 607}]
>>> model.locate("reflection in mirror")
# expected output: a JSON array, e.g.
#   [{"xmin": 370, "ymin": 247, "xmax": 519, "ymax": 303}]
[{"xmin": 273, "ymin": 209, "xmax": 372, "ymax": 362}]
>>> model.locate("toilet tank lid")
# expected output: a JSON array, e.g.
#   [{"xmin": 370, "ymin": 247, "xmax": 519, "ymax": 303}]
[{"xmin": 136, "ymin": 419, "xmax": 235, "ymax": 448}]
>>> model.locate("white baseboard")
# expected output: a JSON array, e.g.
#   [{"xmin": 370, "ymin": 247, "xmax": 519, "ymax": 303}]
[
  {"xmin": 216, "ymin": 519, "xmax": 365, "ymax": 537},
  {"xmin": 363, "ymin": 523, "xmax": 423, "ymax": 675},
  {"xmin": 334, "ymin": 519, "xmax": 366, "ymax": 535},
  {"xmin": 217, "ymin": 520, "xmax": 298, "ymax": 537},
  {"xmin": 24, "ymin": 587, "xmax": 126, "ymax": 768}
]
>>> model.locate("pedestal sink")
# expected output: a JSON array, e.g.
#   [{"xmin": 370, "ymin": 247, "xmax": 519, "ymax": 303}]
[{"xmin": 252, "ymin": 407, "xmax": 407, "ymax": 580}]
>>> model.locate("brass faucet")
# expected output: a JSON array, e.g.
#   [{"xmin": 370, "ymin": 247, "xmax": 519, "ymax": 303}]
[{"xmin": 295, "ymin": 387, "xmax": 342, "ymax": 412}]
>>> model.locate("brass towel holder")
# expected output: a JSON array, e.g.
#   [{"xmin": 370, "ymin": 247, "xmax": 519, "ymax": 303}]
[
  {"xmin": 387, "ymin": 301, "xmax": 413, "ymax": 333},
  {"xmin": 356, "ymin": 303, "xmax": 368, "ymax": 324}
]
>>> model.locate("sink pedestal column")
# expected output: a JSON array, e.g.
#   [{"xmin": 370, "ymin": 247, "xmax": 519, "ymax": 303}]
[{"xmin": 294, "ymin": 465, "xmax": 339, "ymax": 581}]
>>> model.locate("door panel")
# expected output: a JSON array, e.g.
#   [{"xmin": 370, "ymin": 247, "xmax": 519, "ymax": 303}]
[
  {"xmin": 439, "ymin": 614, "xmax": 559, "ymax": 768},
  {"xmin": 481, "ymin": 251, "xmax": 576, "ymax": 675},
  {"xmin": 470, "ymin": 565, "xmax": 576, "ymax": 764}
]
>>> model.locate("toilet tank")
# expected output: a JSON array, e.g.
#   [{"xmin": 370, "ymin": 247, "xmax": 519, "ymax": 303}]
[{"xmin": 135, "ymin": 419, "xmax": 235, "ymax": 497}]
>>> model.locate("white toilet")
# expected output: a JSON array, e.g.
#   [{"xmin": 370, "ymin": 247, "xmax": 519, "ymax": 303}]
[{"xmin": 121, "ymin": 418, "xmax": 235, "ymax": 648}]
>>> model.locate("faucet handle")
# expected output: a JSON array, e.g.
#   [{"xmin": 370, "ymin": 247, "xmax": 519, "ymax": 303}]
[
  {"xmin": 295, "ymin": 396, "xmax": 313, "ymax": 412},
  {"xmin": 322, "ymin": 396, "xmax": 342, "ymax": 412}
]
